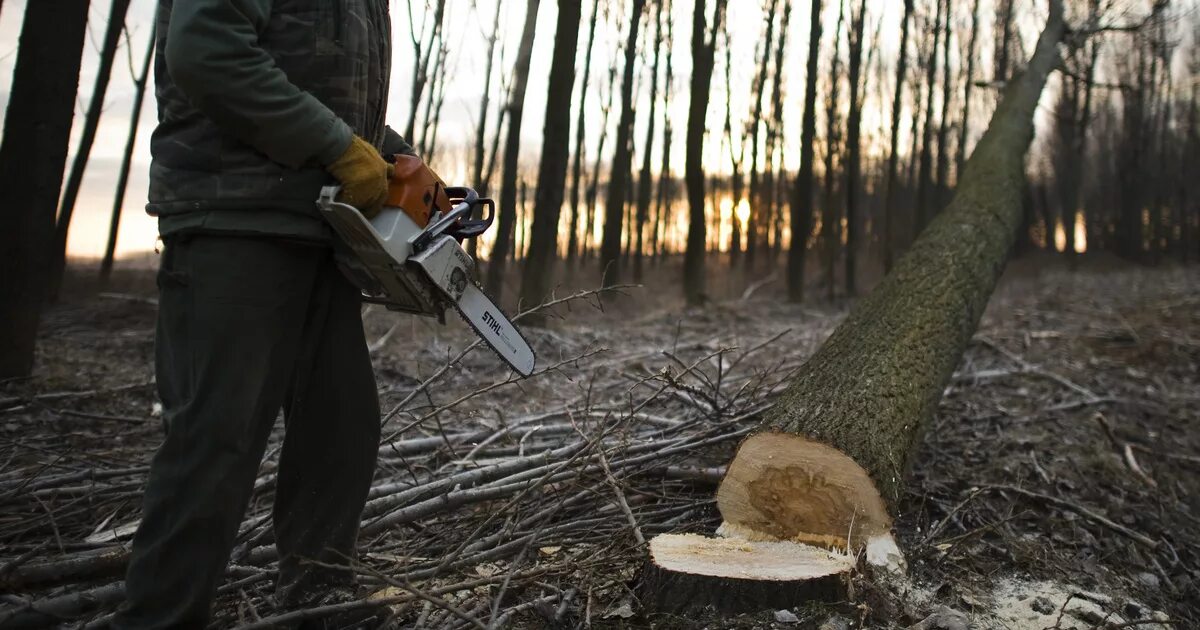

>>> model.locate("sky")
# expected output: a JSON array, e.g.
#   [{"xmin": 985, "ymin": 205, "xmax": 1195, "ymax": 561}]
[{"xmin": 0, "ymin": 0, "xmax": 1191, "ymax": 263}]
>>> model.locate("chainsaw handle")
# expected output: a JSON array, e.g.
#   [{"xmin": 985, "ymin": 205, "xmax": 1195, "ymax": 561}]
[{"xmin": 413, "ymin": 186, "xmax": 496, "ymax": 251}]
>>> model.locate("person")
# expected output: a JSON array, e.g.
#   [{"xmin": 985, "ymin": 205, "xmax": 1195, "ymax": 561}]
[{"xmin": 112, "ymin": 1, "xmax": 409, "ymax": 627}]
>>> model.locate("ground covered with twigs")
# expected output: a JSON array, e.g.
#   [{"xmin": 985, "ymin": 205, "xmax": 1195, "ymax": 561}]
[{"xmin": 0, "ymin": 256, "xmax": 1197, "ymax": 629}]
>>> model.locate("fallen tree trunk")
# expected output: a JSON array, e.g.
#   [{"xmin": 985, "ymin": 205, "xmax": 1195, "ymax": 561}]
[{"xmin": 642, "ymin": 0, "xmax": 1065, "ymax": 613}]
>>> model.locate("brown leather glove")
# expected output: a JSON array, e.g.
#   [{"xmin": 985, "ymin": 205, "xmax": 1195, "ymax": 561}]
[{"xmin": 326, "ymin": 135, "xmax": 394, "ymax": 219}]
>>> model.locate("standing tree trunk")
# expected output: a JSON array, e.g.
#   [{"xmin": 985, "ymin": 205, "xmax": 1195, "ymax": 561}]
[
  {"xmin": 651, "ymin": 16, "xmax": 676, "ymax": 265},
  {"xmin": 634, "ymin": 0, "xmax": 665, "ymax": 282},
  {"xmin": 585, "ymin": 59, "xmax": 619, "ymax": 263},
  {"xmin": 640, "ymin": 4, "xmax": 1067, "ymax": 612},
  {"xmin": 682, "ymin": 0, "xmax": 727, "ymax": 304},
  {"xmin": 994, "ymin": 0, "xmax": 1016, "ymax": 84},
  {"xmin": 882, "ymin": 0, "xmax": 914, "ymax": 274},
  {"xmin": 50, "ymin": 0, "xmax": 133, "ymax": 301},
  {"xmin": 101, "ymin": 19, "xmax": 157, "ymax": 281},
  {"xmin": 0, "ymin": 0, "xmax": 91, "ymax": 378},
  {"xmin": 469, "ymin": 0, "xmax": 505, "ymax": 260},
  {"xmin": 599, "ymin": 0, "xmax": 647, "ymax": 286},
  {"xmin": 934, "ymin": 0, "xmax": 955, "ymax": 207},
  {"xmin": 762, "ymin": 2, "xmax": 791, "ymax": 266},
  {"xmin": 744, "ymin": 0, "xmax": 780, "ymax": 271},
  {"xmin": 822, "ymin": 1, "xmax": 846, "ymax": 301},
  {"xmin": 473, "ymin": 0, "xmax": 503, "ymax": 191},
  {"xmin": 520, "ymin": 0, "xmax": 583, "ymax": 313},
  {"xmin": 843, "ymin": 0, "xmax": 867, "ymax": 297},
  {"xmin": 485, "ymin": 0, "xmax": 541, "ymax": 301},
  {"xmin": 567, "ymin": 0, "xmax": 603, "ymax": 267},
  {"xmin": 955, "ymin": 0, "xmax": 982, "ymax": 176},
  {"xmin": 787, "ymin": 0, "xmax": 824, "ymax": 303},
  {"xmin": 724, "ymin": 28, "xmax": 746, "ymax": 267},
  {"xmin": 404, "ymin": 0, "xmax": 448, "ymax": 142},
  {"xmin": 915, "ymin": 0, "xmax": 945, "ymax": 231}
]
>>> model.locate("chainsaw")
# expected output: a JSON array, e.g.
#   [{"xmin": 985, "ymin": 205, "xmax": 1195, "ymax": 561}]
[{"xmin": 317, "ymin": 155, "xmax": 535, "ymax": 377}]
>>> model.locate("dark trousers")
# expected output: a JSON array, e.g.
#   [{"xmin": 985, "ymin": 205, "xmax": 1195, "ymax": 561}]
[{"xmin": 113, "ymin": 236, "xmax": 381, "ymax": 629}]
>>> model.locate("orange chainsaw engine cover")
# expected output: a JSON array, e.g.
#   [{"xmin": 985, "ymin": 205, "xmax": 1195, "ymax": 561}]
[{"xmin": 387, "ymin": 154, "xmax": 453, "ymax": 228}]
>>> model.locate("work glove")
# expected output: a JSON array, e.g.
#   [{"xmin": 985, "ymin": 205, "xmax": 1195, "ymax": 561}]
[{"xmin": 326, "ymin": 135, "xmax": 394, "ymax": 219}]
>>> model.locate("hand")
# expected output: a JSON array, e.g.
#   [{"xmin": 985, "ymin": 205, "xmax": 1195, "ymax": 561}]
[{"xmin": 325, "ymin": 135, "xmax": 394, "ymax": 219}]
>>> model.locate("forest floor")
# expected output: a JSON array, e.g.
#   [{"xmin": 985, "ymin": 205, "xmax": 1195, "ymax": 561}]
[{"xmin": 0, "ymin": 253, "xmax": 1197, "ymax": 629}]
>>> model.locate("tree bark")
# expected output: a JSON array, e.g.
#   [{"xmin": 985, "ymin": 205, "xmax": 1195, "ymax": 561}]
[
  {"xmin": 100, "ymin": 18, "xmax": 157, "ymax": 282},
  {"xmin": 0, "ymin": 0, "xmax": 91, "ymax": 378},
  {"xmin": 50, "ymin": 0, "xmax": 133, "ymax": 300},
  {"xmin": 787, "ymin": 0, "xmax": 824, "ymax": 303},
  {"xmin": 882, "ymin": 0, "xmax": 914, "ymax": 274},
  {"xmin": 520, "ymin": 0, "xmax": 583, "ymax": 314},
  {"xmin": 484, "ymin": 0, "xmax": 541, "ymax": 301},
  {"xmin": 599, "ymin": 0, "xmax": 646, "ymax": 286},
  {"xmin": 714, "ymin": 0, "xmax": 1065, "ymax": 556}
]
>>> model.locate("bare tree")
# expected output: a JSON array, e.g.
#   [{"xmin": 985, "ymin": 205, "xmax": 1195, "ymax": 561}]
[
  {"xmin": 955, "ymin": 0, "xmax": 982, "ymax": 176},
  {"xmin": 882, "ymin": 0, "xmax": 914, "ymax": 273},
  {"xmin": 0, "ymin": 0, "xmax": 92, "ymax": 377},
  {"xmin": 468, "ymin": 0, "xmax": 506, "ymax": 260},
  {"xmin": 485, "ymin": 0, "xmax": 542, "ymax": 300},
  {"xmin": 520, "ymin": 0, "xmax": 584, "ymax": 312},
  {"xmin": 915, "ymin": 0, "xmax": 945, "ymax": 231},
  {"xmin": 762, "ymin": 1, "xmax": 792, "ymax": 264},
  {"xmin": 585, "ymin": 54, "xmax": 620, "ymax": 263},
  {"xmin": 934, "ymin": 0, "xmax": 955, "ymax": 207},
  {"xmin": 844, "ymin": 0, "xmax": 868, "ymax": 296},
  {"xmin": 567, "ymin": 0, "xmax": 603, "ymax": 267},
  {"xmin": 651, "ymin": 11, "xmax": 676, "ymax": 264},
  {"xmin": 682, "ymin": 0, "xmax": 728, "ymax": 304},
  {"xmin": 50, "ymin": 0, "xmax": 134, "ymax": 301},
  {"xmin": 404, "ymin": 0, "xmax": 448, "ymax": 142},
  {"xmin": 634, "ymin": 0, "xmax": 666, "ymax": 282},
  {"xmin": 821, "ymin": 0, "xmax": 846, "ymax": 301},
  {"xmin": 788, "ymin": 0, "xmax": 825, "ymax": 303},
  {"xmin": 744, "ymin": 0, "xmax": 780, "ymax": 270},
  {"xmin": 724, "ymin": 27, "xmax": 747, "ymax": 267},
  {"xmin": 599, "ymin": 0, "xmax": 647, "ymax": 286},
  {"xmin": 101, "ymin": 20, "xmax": 158, "ymax": 281},
  {"xmin": 763, "ymin": 0, "xmax": 792, "ymax": 260},
  {"xmin": 473, "ymin": 0, "xmax": 504, "ymax": 192}
]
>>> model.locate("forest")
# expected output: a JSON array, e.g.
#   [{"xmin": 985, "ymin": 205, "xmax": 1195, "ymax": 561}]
[{"xmin": 0, "ymin": 0, "xmax": 1198, "ymax": 628}]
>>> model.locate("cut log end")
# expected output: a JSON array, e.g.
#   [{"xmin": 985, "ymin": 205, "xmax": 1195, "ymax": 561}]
[
  {"xmin": 639, "ymin": 534, "xmax": 853, "ymax": 616},
  {"xmin": 717, "ymin": 432, "xmax": 892, "ymax": 550}
]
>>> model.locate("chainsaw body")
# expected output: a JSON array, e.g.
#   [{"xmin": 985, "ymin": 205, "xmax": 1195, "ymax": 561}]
[{"xmin": 317, "ymin": 184, "xmax": 536, "ymax": 377}]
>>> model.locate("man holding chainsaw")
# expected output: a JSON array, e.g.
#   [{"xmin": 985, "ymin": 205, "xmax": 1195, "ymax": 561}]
[{"xmin": 113, "ymin": 1, "xmax": 407, "ymax": 627}]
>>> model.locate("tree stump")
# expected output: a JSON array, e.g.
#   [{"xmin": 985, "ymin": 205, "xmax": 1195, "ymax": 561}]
[{"xmin": 639, "ymin": 534, "xmax": 852, "ymax": 616}]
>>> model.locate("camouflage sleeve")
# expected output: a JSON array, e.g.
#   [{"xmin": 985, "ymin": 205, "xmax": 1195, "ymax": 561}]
[
  {"xmin": 382, "ymin": 126, "xmax": 418, "ymax": 157},
  {"xmin": 164, "ymin": 0, "xmax": 352, "ymax": 168}
]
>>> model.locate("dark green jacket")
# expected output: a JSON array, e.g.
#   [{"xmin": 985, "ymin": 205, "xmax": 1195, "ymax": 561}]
[{"xmin": 149, "ymin": 0, "xmax": 413, "ymax": 240}]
